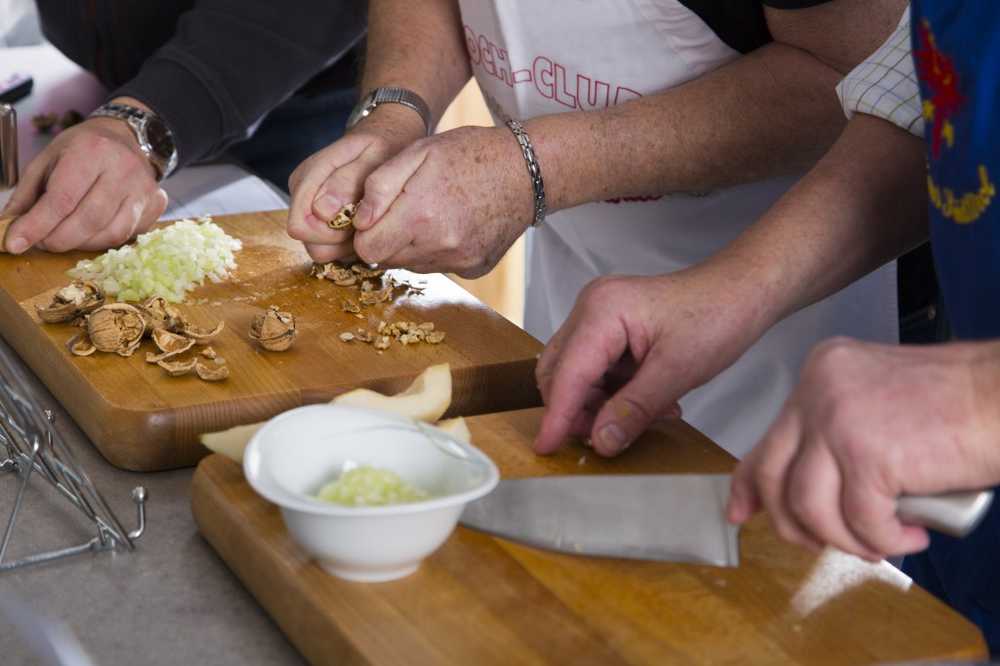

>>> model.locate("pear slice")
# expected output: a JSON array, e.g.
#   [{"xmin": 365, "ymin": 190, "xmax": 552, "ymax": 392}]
[
  {"xmin": 333, "ymin": 363, "xmax": 452, "ymax": 423},
  {"xmin": 433, "ymin": 417, "xmax": 471, "ymax": 444},
  {"xmin": 199, "ymin": 363, "xmax": 453, "ymax": 464},
  {"xmin": 200, "ymin": 423, "xmax": 263, "ymax": 464}
]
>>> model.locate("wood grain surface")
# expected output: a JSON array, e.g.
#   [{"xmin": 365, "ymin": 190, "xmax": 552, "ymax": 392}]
[
  {"xmin": 191, "ymin": 408, "xmax": 987, "ymax": 666},
  {"xmin": 0, "ymin": 211, "xmax": 542, "ymax": 471}
]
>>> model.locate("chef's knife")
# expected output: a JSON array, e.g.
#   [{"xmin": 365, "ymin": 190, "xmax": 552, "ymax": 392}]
[{"xmin": 459, "ymin": 475, "xmax": 994, "ymax": 568}]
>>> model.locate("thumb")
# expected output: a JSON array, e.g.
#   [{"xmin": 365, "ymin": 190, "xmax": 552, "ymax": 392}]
[
  {"xmin": 2, "ymin": 156, "xmax": 48, "ymax": 218},
  {"xmin": 726, "ymin": 460, "xmax": 761, "ymax": 525},
  {"xmin": 588, "ymin": 347, "xmax": 680, "ymax": 457}
]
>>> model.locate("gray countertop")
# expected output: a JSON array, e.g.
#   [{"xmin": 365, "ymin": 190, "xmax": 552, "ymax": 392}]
[{"xmin": 0, "ymin": 334, "xmax": 305, "ymax": 666}]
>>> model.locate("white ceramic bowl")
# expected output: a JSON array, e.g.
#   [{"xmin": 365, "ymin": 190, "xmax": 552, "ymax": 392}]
[{"xmin": 243, "ymin": 404, "xmax": 499, "ymax": 582}]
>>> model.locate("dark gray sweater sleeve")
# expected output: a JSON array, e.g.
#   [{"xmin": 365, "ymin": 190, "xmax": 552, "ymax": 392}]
[{"xmin": 112, "ymin": 0, "xmax": 366, "ymax": 168}]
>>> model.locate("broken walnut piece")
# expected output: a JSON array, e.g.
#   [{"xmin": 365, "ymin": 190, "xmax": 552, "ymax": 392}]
[
  {"xmin": 249, "ymin": 305, "xmax": 297, "ymax": 351},
  {"xmin": 157, "ymin": 356, "xmax": 198, "ymax": 377},
  {"xmin": 86, "ymin": 303, "xmax": 146, "ymax": 357},
  {"xmin": 151, "ymin": 328, "xmax": 196, "ymax": 355},
  {"xmin": 327, "ymin": 202, "xmax": 357, "ymax": 230},
  {"xmin": 138, "ymin": 296, "xmax": 186, "ymax": 333},
  {"xmin": 36, "ymin": 281, "xmax": 105, "ymax": 324},
  {"xmin": 182, "ymin": 320, "xmax": 225, "ymax": 344},
  {"xmin": 195, "ymin": 358, "xmax": 229, "ymax": 382},
  {"xmin": 66, "ymin": 332, "xmax": 97, "ymax": 357}
]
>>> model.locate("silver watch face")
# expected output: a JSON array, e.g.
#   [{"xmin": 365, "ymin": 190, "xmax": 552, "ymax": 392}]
[{"xmin": 144, "ymin": 115, "xmax": 175, "ymax": 163}]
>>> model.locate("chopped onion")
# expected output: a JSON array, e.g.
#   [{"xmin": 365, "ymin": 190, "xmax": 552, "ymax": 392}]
[
  {"xmin": 67, "ymin": 216, "xmax": 242, "ymax": 303},
  {"xmin": 317, "ymin": 466, "xmax": 430, "ymax": 507}
]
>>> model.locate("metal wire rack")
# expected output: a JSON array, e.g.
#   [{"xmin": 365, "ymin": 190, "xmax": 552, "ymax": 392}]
[{"xmin": 0, "ymin": 346, "xmax": 146, "ymax": 572}]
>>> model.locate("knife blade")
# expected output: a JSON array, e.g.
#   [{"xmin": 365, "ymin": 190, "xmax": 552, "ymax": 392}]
[{"xmin": 459, "ymin": 475, "xmax": 993, "ymax": 568}]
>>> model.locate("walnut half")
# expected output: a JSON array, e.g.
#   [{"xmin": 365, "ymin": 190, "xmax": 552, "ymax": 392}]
[
  {"xmin": 86, "ymin": 303, "xmax": 146, "ymax": 357},
  {"xmin": 36, "ymin": 281, "xmax": 105, "ymax": 324},
  {"xmin": 249, "ymin": 305, "xmax": 296, "ymax": 351}
]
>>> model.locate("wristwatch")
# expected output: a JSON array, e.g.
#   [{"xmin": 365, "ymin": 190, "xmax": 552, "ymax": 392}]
[
  {"xmin": 346, "ymin": 87, "xmax": 432, "ymax": 136},
  {"xmin": 90, "ymin": 103, "xmax": 178, "ymax": 180}
]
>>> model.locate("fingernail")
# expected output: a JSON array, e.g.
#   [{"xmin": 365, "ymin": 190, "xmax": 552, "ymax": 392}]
[
  {"xmin": 7, "ymin": 237, "xmax": 28, "ymax": 254},
  {"xmin": 312, "ymin": 193, "xmax": 342, "ymax": 222},
  {"xmin": 597, "ymin": 423, "xmax": 628, "ymax": 454}
]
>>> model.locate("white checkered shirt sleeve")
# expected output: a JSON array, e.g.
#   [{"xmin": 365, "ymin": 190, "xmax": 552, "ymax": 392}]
[{"xmin": 836, "ymin": 6, "xmax": 924, "ymax": 137}]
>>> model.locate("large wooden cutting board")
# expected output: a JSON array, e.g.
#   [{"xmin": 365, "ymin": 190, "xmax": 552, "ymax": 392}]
[
  {"xmin": 0, "ymin": 211, "xmax": 542, "ymax": 471},
  {"xmin": 191, "ymin": 409, "xmax": 987, "ymax": 665}
]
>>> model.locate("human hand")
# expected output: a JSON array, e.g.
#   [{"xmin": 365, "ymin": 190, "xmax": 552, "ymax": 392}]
[
  {"xmin": 534, "ymin": 268, "xmax": 774, "ymax": 457},
  {"xmin": 727, "ymin": 338, "xmax": 1000, "ymax": 561},
  {"xmin": 347, "ymin": 125, "xmax": 534, "ymax": 278},
  {"xmin": 2, "ymin": 99, "xmax": 167, "ymax": 254},
  {"xmin": 287, "ymin": 104, "xmax": 426, "ymax": 264}
]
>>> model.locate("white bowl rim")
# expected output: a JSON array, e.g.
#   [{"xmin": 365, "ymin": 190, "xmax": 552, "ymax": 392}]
[{"xmin": 243, "ymin": 404, "xmax": 500, "ymax": 517}]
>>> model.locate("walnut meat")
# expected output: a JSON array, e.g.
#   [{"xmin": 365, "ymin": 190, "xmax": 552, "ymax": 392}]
[
  {"xmin": 326, "ymin": 202, "xmax": 357, "ymax": 230},
  {"xmin": 86, "ymin": 304, "xmax": 146, "ymax": 357},
  {"xmin": 249, "ymin": 305, "xmax": 296, "ymax": 351},
  {"xmin": 36, "ymin": 281, "xmax": 105, "ymax": 324}
]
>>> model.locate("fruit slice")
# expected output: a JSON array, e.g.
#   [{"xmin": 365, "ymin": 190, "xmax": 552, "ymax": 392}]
[
  {"xmin": 433, "ymin": 417, "xmax": 471, "ymax": 444},
  {"xmin": 199, "ymin": 363, "xmax": 454, "ymax": 464},
  {"xmin": 200, "ymin": 423, "xmax": 263, "ymax": 464},
  {"xmin": 333, "ymin": 363, "xmax": 452, "ymax": 423}
]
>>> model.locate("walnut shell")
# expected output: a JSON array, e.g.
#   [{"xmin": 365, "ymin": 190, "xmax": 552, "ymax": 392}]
[
  {"xmin": 157, "ymin": 357, "xmax": 198, "ymax": 376},
  {"xmin": 249, "ymin": 305, "xmax": 296, "ymax": 352},
  {"xmin": 351, "ymin": 263, "xmax": 384, "ymax": 279},
  {"xmin": 326, "ymin": 202, "xmax": 357, "ymax": 230},
  {"xmin": 36, "ymin": 281, "xmax": 105, "ymax": 324},
  {"xmin": 195, "ymin": 358, "xmax": 229, "ymax": 382},
  {"xmin": 152, "ymin": 328, "xmax": 196, "ymax": 355},
  {"xmin": 139, "ymin": 297, "xmax": 186, "ymax": 333},
  {"xmin": 86, "ymin": 304, "xmax": 146, "ymax": 356},
  {"xmin": 182, "ymin": 320, "xmax": 224, "ymax": 344},
  {"xmin": 66, "ymin": 332, "xmax": 97, "ymax": 357}
]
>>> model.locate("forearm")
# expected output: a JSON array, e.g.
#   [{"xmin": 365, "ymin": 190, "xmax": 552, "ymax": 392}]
[
  {"xmin": 705, "ymin": 113, "xmax": 928, "ymax": 333},
  {"xmin": 362, "ymin": 0, "xmax": 471, "ymax": 129},
  {"xmin": 525, "ymin": 41, "xmax": 848, "ymax": 213},
  {"xmin": 114, "ymin": 0, "xmax": 365, "ymax": 168}
]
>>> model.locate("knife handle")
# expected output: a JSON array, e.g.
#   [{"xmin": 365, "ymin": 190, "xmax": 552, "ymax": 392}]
[
  {"xmin": 896, "ymin": 489, "xmax": 994, "ymax": 537},
  {"xmin": 0, "ymin": 215, "xmax": 14, "ymax": 254}
]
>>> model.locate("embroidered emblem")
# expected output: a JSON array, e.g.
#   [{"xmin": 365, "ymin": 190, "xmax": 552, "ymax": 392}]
[
  {"xmin": 915, "ymin": 19, "xmax": 963, "ymax": 159},
  {"xmin": 928, "ymin": 165, "xmax": 996, "ymax": 225},
  {"xmin": 915, "ymin": 18, "xmax": 994, "ymax": 224}
]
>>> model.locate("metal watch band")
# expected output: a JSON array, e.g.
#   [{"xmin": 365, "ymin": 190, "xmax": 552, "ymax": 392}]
[
  {"xmin": 348, "ymin": 87, "xmax": 433, "ymax": 136},
  {"xmin": 505, "ymin": 119, "xmax": 547, "ymax": 228},
  {"xmin": 90, "ymin": 103, "xmax": 177, "ymax": 180}
]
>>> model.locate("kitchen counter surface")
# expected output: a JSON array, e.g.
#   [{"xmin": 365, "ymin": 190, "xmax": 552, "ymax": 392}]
[{"xmin": 1, "ymin": 333, "xmax": 305, "ymax": 665}]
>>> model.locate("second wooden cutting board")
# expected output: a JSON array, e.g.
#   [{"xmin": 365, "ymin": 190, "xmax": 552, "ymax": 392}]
[
  {"xmin": 191, "ymin": 409, "xmax": 987, "ymax": 665},
  {"xmin": 0, "ymin": 210, "xmax": 542, "ymax": 471}
]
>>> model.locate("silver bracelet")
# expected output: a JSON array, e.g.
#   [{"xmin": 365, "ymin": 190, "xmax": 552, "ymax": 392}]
[{"xmin": 505, "ymin": 119, "xmax": 546, "ymax": 227}]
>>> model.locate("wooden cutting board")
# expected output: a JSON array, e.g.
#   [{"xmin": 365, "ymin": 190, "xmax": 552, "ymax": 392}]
[
  {"xmin": 0, "ymin": 211, "xmax": 542, "ymax": 471},
  {"xmin": 191, "ymin": 408, "xmax": 987, "ymax": 665}
]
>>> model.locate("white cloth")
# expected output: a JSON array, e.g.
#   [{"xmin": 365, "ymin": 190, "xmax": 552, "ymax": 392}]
[
  {"xmin": 837, "ymin": 6, "xmax": 923, "ymax": 137},
  {"xmin": 458, "ymin": 0, "xmax": 898, "ymax": 457}
]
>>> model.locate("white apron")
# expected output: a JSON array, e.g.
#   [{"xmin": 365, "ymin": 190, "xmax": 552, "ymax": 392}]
[{"xmin": 457, "ymin": 0, "xmax": 898, "ymax": 457}]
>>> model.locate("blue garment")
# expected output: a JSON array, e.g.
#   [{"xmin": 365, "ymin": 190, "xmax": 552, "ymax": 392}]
[
  {"xmin": 228, "ymin": 85, "xmax": 357, "ymax": 193},
  {"xmin": 905, "ymin": 0, "xmax": 1000, "ymax": 655}
]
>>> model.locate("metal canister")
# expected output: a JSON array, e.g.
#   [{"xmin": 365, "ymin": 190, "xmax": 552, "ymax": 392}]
[{"xmin": 0, "ymin": 105, "xmax": 18, "ymax": 190}]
